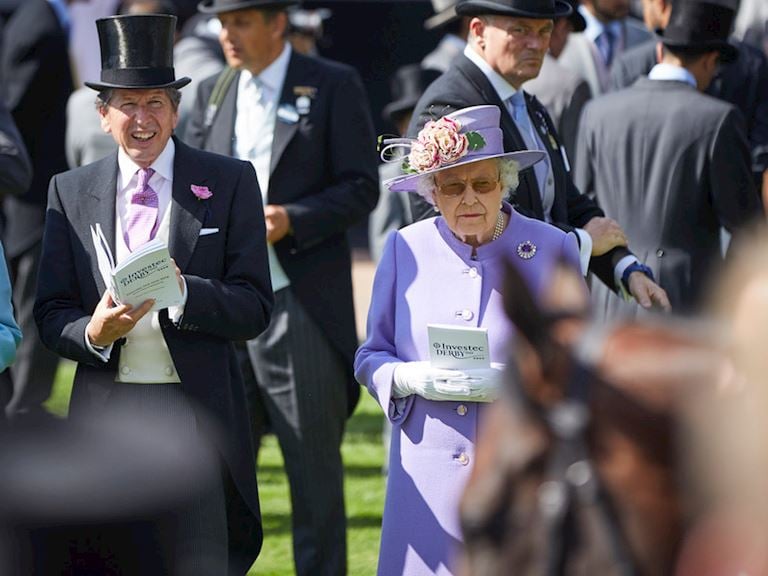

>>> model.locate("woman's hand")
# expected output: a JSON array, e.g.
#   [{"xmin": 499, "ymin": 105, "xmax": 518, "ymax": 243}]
[{"xmin": 393, "ymin": 361, "xmax": 505, "ymax": 402}]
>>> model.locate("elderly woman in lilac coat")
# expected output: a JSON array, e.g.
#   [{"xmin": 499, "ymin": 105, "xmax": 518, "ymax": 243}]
[{"xmin": 354, "ymin": 105, "xmax": 584, "ymax": 576}]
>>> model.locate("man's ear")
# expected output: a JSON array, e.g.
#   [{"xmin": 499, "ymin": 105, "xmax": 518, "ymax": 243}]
[
  {"xmin": 469, "ymin": 17, "xmax": 486, "ymax": 48},
  {"xmin": 99, "ymin": 111, "xmax": 112, "ymax": 135}
]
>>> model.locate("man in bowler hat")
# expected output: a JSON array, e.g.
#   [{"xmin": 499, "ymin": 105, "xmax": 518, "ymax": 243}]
[
  {"xmin": 34, "ymin": 14, "xmax": 273, "ymax": 575},
  {"xmin": 184, "ymin": 0, "xmax": 378, "ymax": 573},
  {"xmin": 410, "ymin": 0, "xmax": 670, "ymax": 310},
  {"xmin": 574, "ymin": 0, "xmax": 761, "ymax": 316}
]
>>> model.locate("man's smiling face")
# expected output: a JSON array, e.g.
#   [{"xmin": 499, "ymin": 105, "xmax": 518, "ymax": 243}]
[{"xmin": 100, "ymin": 88, "xmax": 179, "ymax": 168}]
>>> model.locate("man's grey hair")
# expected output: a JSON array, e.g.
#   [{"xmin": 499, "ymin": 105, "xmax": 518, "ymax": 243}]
[
  {"xmin": 95, "ymin": 87, "xmax": 182, "ymax": 113},
  {"xmin": 414, "ymin": 157, "xmax": 521, "ymax": 206}
]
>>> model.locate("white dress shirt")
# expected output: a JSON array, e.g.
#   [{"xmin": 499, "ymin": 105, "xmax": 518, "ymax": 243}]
[
  {"xmin": 86, "ymin": 139, "xmax": 187, "ymax": 380},
  {"xmin": 234, "ymin": 43, "xmax": 292, "ymax": 292}
]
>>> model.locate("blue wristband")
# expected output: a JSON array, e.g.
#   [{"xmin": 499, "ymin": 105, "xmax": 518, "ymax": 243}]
[{"xmin": 621, "ymin": 262, "xmax": 654, "ymax": 291}]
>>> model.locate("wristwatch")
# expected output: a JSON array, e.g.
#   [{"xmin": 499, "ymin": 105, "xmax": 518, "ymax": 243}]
[{"xmin": 621, "ymin": 262, "xmax": 655, "ymax": 291}]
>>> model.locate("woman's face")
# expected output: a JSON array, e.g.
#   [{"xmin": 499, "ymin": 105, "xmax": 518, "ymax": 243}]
[{"xmin": 432, "ymin": 159, "xmax": 504, "ymax": 247}]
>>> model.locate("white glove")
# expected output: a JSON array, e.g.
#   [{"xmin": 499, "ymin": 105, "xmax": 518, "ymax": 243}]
[{"xmin": 392, "ymin": 361, "xmax": 505, "ymax": 403}]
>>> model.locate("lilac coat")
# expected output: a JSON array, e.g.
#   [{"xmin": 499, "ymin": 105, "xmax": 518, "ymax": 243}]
[{"xmin": 355, "ymin": 204, "xmax": 581, "ymax": 576}]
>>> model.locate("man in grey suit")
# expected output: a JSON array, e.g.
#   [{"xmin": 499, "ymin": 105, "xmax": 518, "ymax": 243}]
[
  {"xmin": 610, "ymin": 0, "xmax": 768, "ymax": 210},
  {"xmin": 575, "ymin": 0, "xmax": 761, "ymax": 317},
  {"xmin": 558, "ymin": 0, "xmax": 651, "ymax": 95}
]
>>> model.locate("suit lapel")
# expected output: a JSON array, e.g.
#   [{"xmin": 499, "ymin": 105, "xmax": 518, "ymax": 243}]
[
  {"xmin": 270, "ymin": 53, "xmax": 304, "ymax": 176},
  {"xmin": 214, "ymin": 73, "xmax": 239, "ymax": 155},
  {"xmin": 86, "ymin": 155, "xmax": 119, "ymax": 295},
  {"xmin": 456, "ymin": 56, "xmax": 544, "ymax": 217},
  {"xmin": 169, "ymin": 138, "xmax": 209, "ymax": 271}
]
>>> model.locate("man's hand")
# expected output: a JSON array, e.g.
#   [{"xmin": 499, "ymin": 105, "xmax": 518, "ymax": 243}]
[
  {"xmin": 583, "ymin": 217, "xmax": 628, "ymax": 256},
  {"xmin": 86, "ymin": 290, "xmax": 154, "ymax": 347},
  {"xmin": 264, "ymin": 204, "xmax": 291, "ymax": 244},
  {"xmin": 628, "ymin": 272, "xmax": 671, "ymax": 311}
]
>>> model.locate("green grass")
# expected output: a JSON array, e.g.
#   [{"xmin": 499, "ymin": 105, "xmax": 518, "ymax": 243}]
[{"xmin": 46, "ymin": 360, "xmax": 386, "ymax": 575}]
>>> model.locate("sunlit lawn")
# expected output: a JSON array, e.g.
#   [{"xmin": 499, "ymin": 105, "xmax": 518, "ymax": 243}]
[{"xmin": 45, "ymin": 361, "xmax": 386, "ymax": 575}]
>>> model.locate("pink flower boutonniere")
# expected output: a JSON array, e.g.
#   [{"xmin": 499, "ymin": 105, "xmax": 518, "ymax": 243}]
[{"xmin": 191, "ymin": 184, "xmax": 213, "ymax": 200}]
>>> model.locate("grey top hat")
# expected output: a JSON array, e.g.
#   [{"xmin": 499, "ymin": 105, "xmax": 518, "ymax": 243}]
[
  {"xmin": 383, "ymin": 65, "xmax": 441, "ymax": 123},
  {"xmin": 425, "ymin": 0, "xmax": 460, "ymax": 31},
  {"xmin": 456, "ymin": 0, "xmax": 572, "ymax": 19},
  {"xmin": 84, "ymin": 14, "xmax": 191, "ymax": 91},
  {"xmin": 198, "ymin": 0, "xmax": 298, "ymax": 14}
]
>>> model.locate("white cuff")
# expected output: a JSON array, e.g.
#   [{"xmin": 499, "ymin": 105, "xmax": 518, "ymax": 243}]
[
  {"xmin": 614, "ymin": 255, "xmax": 638, "ymax": 301},
  {"xmin": 168, "ymin": 275, "xmax": 188, "ymax": 325},
  {"xmin": 573, "ymin": 228, "xmax": 592, "ymax": 276},
  {"xmin": 84, "ymin": 323, "xmax": 113, "ymax": 362}
]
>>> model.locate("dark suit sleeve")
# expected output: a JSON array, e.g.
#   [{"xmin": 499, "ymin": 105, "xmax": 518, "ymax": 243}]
[
  {"xmin": 179, "ymin": 161, "xmax": 273, "ymax": 341},
  {"xmin": 748, "ymin": 50, "xmax": 768, "ymax": 175},
  {"xmin": 711, "ymin": 108, "xmax": 761, "ymax": 229},
  {"xmin": 282, "ymin": 70, "xmax": 379, "ymax": 252},
  {"xmin": 34, "ymin": 175, "xmax": 102, "ymax": 365},
  {"xmin": 0, "ymin": 100, "xmax": 31, "ymax": 196}
]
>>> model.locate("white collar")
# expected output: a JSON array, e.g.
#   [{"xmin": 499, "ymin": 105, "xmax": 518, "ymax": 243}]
[
  {"xmin": 463, "ymin": 44, "xmax": 520, "ymax": 102},
  {"xmin": 117, "ymin": 137, "xmax": 175, "ymax": 190},
  {"xmin": 648, "ymin": 63, "xmax": 697, "ymax": 88},
  {"xmin": 240, "ymin": 43, "xmax": 292, "ymax": 95}
]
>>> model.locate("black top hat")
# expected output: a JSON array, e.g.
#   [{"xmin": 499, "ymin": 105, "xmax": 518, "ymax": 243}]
[
  {"xmin": 425, "ymin": 0, "xmax": 460, "ymax": 31},
  {"xmin": 198, "ymin": 0, "xmax": 298, "ymax": 14},
  {"xmin": 85, "ymin": 15, "xmax": 191, "ymax": 91},
  {"xmin": 456, "ymin": 0, "xmax": 572, "ymax": 20},
  {"xmin": 382, "ymin": 65, "xmax": 441, "ymax": 123},
  {"xmin": 660, "ymin": 0, "xmax": 738, "ymax": 62},
  {"xmin": 561, "ymin": 0, "xmax": 585, "ymax": 32}
]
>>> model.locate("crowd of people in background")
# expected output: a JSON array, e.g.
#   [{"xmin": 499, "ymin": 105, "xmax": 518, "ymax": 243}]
[{"xmin": 0, "ymin": 0, "xmax": 766, "ymax": 574}]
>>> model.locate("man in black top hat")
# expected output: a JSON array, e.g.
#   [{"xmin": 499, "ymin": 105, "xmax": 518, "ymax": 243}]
[
  {"xmin": 34, "ymin": 13, "xmax": 273, "ymax": 575},
  {"xmin": 410, "ymin": 0, "xmax": 670, "ymax": 310},
  {"xmin": 611, "ymin": 0, "xmax": 768, "ymax": 209},
  {"xmin": 184, "ymin": 1, "xmax": 378, "ymax": 574},
  {"xmin": 574, "ymin": 0, "xmax": 761, "ymax": 317}
]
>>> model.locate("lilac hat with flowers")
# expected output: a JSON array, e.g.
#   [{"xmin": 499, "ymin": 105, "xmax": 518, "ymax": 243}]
[{"xmin": 382, "ymin": 105, "xmax": 546, "ymax": 196}]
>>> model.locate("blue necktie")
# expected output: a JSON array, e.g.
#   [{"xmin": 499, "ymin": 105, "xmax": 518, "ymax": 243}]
[
  {"xmin": 597, "ymin": 27, "xmax": 616, "ymax": 67},
  {"xmin": 508, "ymin": 91, "xmax": 548, "ymax": 197}
]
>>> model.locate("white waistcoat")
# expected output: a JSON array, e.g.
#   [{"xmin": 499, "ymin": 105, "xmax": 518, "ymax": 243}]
[{"xmin": 114, "ymin": 205, "xmax": 181, "ymax": 384}]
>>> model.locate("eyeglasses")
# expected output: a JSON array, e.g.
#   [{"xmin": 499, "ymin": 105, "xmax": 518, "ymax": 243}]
[{"xmin": 435, "ymin": 176, "xmax": 500, "ymax": 198}]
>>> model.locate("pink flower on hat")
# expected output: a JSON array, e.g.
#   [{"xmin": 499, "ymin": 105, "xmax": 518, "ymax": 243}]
[
  {"xmin": 408, "ymin": 140, "xmax": 441, "ymax": 172},
  {"xmin": 191, "ymin": 184, "xmax": 213, "ymax": 200}
]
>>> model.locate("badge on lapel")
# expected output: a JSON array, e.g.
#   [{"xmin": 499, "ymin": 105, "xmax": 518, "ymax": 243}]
[
  {"xmin": 293, "ymin": 85, "xmax": 317, "ymax": 116},
  {"xmin": 277, "ymin": 103, "xmax": 300, "ymax": 125}
]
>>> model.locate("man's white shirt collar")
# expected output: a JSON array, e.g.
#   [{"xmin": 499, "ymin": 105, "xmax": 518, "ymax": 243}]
[
  {"xmin": 117, "ymin": 137, "xmax": 175, "ymax": 191},
  {"xmin": 239, "ymin": 43, "xmax": 292, "ymax": 97},
  {"xmin": 463, "ymin": 44, "xmax": 519, "ymax": 102},
  {"xmin": 648, "ymin": 63, "xmax": 697, "ymax": 88}
]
